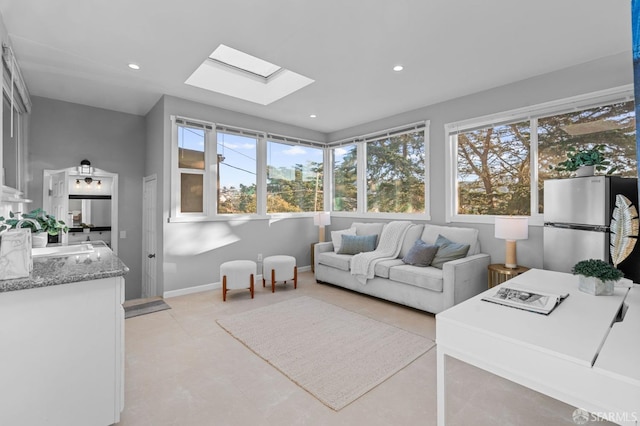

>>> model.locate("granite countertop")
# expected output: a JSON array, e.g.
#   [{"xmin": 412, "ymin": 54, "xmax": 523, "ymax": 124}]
[{"xmin": 0, "ymin": 241, "xmax": 129, "ymax": 292}]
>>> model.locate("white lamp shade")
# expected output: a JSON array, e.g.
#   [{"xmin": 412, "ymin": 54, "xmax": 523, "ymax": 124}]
[
  {"xmin": 313, "ymin": 212, "xmax": 331, "ymax": 226},
  {"xmin": 494, "ymin": 216, "xmax": 528, "ymax": 240}
]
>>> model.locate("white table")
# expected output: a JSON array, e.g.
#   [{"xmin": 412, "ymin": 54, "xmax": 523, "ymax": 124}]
[{"xmin": 436, "ymin": 268, "xmax": 640, "ymax": 426}]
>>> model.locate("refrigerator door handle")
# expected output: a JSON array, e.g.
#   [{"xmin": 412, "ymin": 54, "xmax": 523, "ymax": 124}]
[{"xmin": 544, "ymin": 222, "xmax": 609, "ymax": 232}]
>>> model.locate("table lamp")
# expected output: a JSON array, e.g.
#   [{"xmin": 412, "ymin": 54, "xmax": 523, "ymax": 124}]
[
  {"xmin": 494, "ymin": 216, "xmax": 528, "ymax": 268},
  {"xmin": 313, "ymin": 212, "xmax": 331, "ymax": 243}
]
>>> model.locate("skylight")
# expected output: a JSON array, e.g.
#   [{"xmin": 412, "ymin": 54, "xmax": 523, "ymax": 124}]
[
  {"xmin": 209, "ymin": 44, "xmax": 281, "ymax": 78},
  {"xmin": 185, "ymin": 44, "xmax": 314, "ymax": 106}
]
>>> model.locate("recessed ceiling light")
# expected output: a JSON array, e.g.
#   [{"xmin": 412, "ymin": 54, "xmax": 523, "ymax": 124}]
[
  {"xmin": 310, "ymin": 114, "xmax": 317, "ymax": 118},
  {"xmin": 128, "ymin": 63, "xmax": 140, "ymax": 70},
  {"xmin": 393, "ymin": 65, "xmax": 404, "ymax": 72}
]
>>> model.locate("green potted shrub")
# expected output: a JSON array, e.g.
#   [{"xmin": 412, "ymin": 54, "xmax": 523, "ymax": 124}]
[
  {"xmin": 551, "ymin": 145, "xmax": 617, "ymax": 177},
  {"xmin": 80, "ymin": 223, "xmax": 94, "ymax": 233},
  {"xmin": 571, "ymin": 259, "xmax": 623, "ymax": 295},
  {"xmin": 0, "ymin": 208, "xmax": 69, "ymax": 247}
]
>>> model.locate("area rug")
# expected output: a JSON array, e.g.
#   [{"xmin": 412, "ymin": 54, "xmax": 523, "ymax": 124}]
[
  {"xmin": 124, "ymin": 299, "xmax": 171, "ymax": 319},
  {"xmin": 216, "ymin": 296, "xmax": 434, "ymax": 410}
]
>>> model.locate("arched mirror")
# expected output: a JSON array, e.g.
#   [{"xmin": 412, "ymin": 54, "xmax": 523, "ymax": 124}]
[{"xmin": 43, "ymin": 162, "xmax": 119, "ymax": 254}]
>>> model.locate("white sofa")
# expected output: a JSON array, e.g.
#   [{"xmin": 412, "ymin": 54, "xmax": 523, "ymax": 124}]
[{"xmin": 314, "ymin": 222, "xmax": 490, "ymax": 314}]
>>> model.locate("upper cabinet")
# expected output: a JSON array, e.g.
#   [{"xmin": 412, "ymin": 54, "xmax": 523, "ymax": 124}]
[{"xmin": 1, "ymin": 43, "xmax": 31, "ymax": 210}]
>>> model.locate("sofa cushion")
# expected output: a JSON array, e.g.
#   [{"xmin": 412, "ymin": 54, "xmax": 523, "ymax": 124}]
[
  {"xmin": 421, "ymin": 224, "xmax": 480, "ymax": 255},
  {"xmin": 388, "ymin": 264, "xmax": 444, "ymax": 292},
  {"xmin": 374, "ymin": 258, "xmax": 405, "ymax": 278},
  {"xmin": 352, "ymin": 222, "xmax": 385, "ymax": 248},
  {"xmin": 337, "ymin": 234, "xmax": 378, "ymax": 255},
  {"xmin": 331, "ymin": 227, "xmax": 356, "ymax": 253},
  {"xmin": 317, "ymin": 251, "xmax": 352, "ymax": 271},
  {"xmin": 430, "ymin": 234, "xmax": 470, "ymax": 269},
  {"xmin": 402, "ymin": 239, "xmax": 438, "ymax": 266},
  {"xmin": 398, "ymin": 224, "xmax": 425, "ymax": 258}
]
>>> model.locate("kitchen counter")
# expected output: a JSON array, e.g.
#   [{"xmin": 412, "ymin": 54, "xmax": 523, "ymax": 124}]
[
  {"xmin": 0, "ymin": 240, "xmax": 128, "ymax": 292},
  {"xmin": 0, "ymin": 239, "xmax": 126, "ymax": 425}
]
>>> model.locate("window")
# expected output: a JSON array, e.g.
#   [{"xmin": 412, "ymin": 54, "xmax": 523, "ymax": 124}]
[
  {"xmin": 217, "ymin": 132, "xmax": 257, "ymax": 214},
  {"xmin": 330, "ymin": 121, "xmax": 429, "ymax": 217},
  {"xmin": 456, "ymin": 121, "xmax": 531, "ymax": 216},
  {"xmin": 266, "ymin": 140, "xmax": 323, "ymax": 213},
  {"xmin": 366, "ymin": 131, "xmax": 426, "ymax": 213},
  {"xmin": 537, "ymin": 101, "xmax": 636, "ymax": 213},
  {"xmin": 446, "ymin": 88, "xmax": 637, "ymax": 222},
  {"xmin": 332, "ymin": 144, "xmax": 357, "ymax": 212},
  {"xmin": 176, "ymin": 121, "xmax": 211, "ymax": 215}
]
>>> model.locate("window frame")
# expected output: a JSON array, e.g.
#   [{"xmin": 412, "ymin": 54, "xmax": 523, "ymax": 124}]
[
  {"xmin": 170, "ymin": 116, "xmax": 327, "ymax": 222},
  {"xmin": 444, "ymin": 85, "xmax": 635, "ymax": 226},
  {"xmin": 328, "ymin": 120, "xmax": 431, "ymax": 220},
  {"xmin": 265, "ymin": 138, "xmax": 326, "ymax": 214},
  {"xmin": 170, "ymin": 116, "xmax": 215, "ymax": 221}
]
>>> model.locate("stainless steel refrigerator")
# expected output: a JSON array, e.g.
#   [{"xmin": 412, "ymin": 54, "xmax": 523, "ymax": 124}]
[{"xmin": 543, "ymin": 176, "xmax": 640, "ymax": 284}]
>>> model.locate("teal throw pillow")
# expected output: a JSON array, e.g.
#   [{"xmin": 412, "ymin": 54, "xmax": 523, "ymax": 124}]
[
  {"xmin": 430, "ymin": 234, "xmax": 470, "ymax": 269},
  {"xmin": 337, "ymin": 234, "xmax": 378, "ymax": 255},
  {"xmin": 402, "ymin": 239, "xmax": 438, "ymax": 266}
]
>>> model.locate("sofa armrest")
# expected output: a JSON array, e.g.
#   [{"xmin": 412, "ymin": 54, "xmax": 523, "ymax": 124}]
[
  {"xmin": 314, "ymin": 242, "xmax": 334, "ymax": 272},
  {"xmin": 442, "ymin": 253, "xmax": 491, "ymax": 308}
]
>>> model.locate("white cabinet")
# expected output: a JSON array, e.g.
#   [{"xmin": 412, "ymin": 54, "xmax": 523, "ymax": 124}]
[{"xmin": 0, "ymin": 276, "xmax": 125, "ymax": 426}]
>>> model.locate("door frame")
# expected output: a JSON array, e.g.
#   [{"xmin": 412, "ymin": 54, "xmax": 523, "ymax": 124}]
[{"xmin": 142, "ymin": 174, "xmax": 158, "ymax": 298}]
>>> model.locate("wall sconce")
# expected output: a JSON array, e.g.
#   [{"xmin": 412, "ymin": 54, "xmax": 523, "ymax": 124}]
[
  {"xmin": 78, "ymin": 159, "xmax": 93, "ymax": 175},
  {"xmin": 494, "ymin": 216, "xmax": 529, "ymax": 268},
  {"xmin": 313, "ymin": 211, "xmax": 331, "ymax": 243}
]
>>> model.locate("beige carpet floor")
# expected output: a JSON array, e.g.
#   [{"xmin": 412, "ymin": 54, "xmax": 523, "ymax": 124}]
[{"xmin": 217, "ymin": 295, "xmax": 435, "ymax": 410}]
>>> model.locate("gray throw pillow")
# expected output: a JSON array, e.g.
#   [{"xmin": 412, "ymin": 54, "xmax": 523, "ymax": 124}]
[
  {"xmin": 402, "ymin": 239, "xmax": 438, "ymax": 266},
  {"xmin": 431, "ymin": 234, "xmax": 470, "ymax": 269},
  {"xmin": 337, "ymin": 234, "xmax": 378, "ymax": 255}
]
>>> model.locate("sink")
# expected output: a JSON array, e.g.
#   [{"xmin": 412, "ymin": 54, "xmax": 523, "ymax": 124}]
[{"xmin": 32, "ymin": 243, "xmax": 95, "ymax": 258}]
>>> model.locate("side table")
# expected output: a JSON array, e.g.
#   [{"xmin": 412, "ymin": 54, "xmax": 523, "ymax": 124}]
[{"xmin": 487, "ymin": 263, "xmax": 530, "ymax": 288}]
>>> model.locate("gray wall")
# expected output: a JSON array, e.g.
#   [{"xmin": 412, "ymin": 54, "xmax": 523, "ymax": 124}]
[
  {"xmin": 157, "ymin": 96, "xmax": 325, "ymax": 294},
  {"xmin": 24, "ymin": 51, "xmax": 634, "ymax": 298},
  {"xmin": 327, "ymin": 52, "xmax": 633, "ymax": 269},
  {"xmin": 28, "ymin": 97, "xmax": 146, "ymax": 300}
]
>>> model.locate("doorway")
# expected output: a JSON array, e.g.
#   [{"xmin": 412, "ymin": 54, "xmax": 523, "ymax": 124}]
[{"xmin": 142, "ymin": 175, "xmax": 158, "ymax": 298}]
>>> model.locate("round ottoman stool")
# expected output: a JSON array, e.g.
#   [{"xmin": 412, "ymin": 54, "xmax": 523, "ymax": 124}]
[
  {"xmin": 220, "ymin": 260, "xmax": 256, "ymax": 301},
  {"xmin": 262, "ymin": 255, "xmax": 297, "ymax": 293}
]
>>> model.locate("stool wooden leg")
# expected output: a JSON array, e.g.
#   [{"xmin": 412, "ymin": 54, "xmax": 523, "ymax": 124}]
[
  {"xmin": 222, "ymin": 275, "xmax": 227, "ymax": 302},
  {"xmin": 250, "ymin": 274, "xmax": 254, "ymax": 299},
  {"xmin": 294, "ymin": 266, "xmax": 297, "ymax": 289},
  {"xmin": 271, "ymin": 269, "xmax": 275, "ymax": 293}
]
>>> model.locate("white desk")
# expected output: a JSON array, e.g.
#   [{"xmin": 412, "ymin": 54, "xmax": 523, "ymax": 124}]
[{"xmin": 436, "ymin": 268, "xmax": 640, "ymax": 426}]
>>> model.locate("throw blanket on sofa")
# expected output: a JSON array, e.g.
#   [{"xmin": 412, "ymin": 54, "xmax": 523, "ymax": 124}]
[{"xmin": 350, "ymin": 221, "xmax": 412, "ymax": 284}]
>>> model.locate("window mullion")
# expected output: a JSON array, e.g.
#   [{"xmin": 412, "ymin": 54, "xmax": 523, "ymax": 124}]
[
  {"xmin": 357, "ymin": 141, "xmax": 366, "ymax": 213},
  {"xmin": 530, "ymin": 118, "xmax": 539, "ymax": 218},
  {"xmin": 256, "ymin": 136, "xmax": 267, "ymax": 216}
]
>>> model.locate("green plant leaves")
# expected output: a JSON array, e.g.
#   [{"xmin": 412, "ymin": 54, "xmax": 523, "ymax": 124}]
[{"xmin": 0, "ymin": 208, "xmax": 68, "ymax": 235}]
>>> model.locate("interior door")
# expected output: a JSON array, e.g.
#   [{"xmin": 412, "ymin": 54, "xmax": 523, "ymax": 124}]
[
  {"xmin": 142, "ymin": 175, "xmax": 157, "ymax": 298},
  {"xmin": 50, "ymin": 170, "xmax": 69, "ymax": 245}
]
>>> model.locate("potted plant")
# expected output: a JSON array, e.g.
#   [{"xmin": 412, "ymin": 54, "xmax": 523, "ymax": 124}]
[
  {"xmin": 571, "ymin": 259, "xmax": 624, "ymax": 296},
  {"xmin": 80, "ymin": 223, "xmax": 94, "ymax": 233},
  {"xmin": 550, "ymin": 144, "xmax": 617, "ymax": 177},
  {"xmin": 0, "ymin": 208, "xmax": 69, "ymax": 247}
]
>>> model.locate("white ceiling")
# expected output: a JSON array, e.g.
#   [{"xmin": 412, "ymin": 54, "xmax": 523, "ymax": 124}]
[{"xmin": 0, "ymin": 0, "xmax": 632, "ymax": 134}]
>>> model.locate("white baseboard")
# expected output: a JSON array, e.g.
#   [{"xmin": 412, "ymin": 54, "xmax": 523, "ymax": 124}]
[{"xmin": 163, "ymin": 266, "xmax": 311, "ymax": 299}]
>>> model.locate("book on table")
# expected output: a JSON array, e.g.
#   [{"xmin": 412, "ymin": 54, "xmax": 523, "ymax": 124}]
[{"xmin": 481, "ymin": 286, "xmax": 569, "ymax": 315}]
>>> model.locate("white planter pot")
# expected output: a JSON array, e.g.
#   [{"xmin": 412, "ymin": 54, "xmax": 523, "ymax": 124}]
[
  {"xmin": 31, "ymin": 233, "xmax": 48, "ymax": 248},
  {"xmin": 575, "ymin": 165, "xmax": 595, "ymax": 177},
  {"xmin": 578, "ymin": 275, "xmax": 615, "ymax": 296}
]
